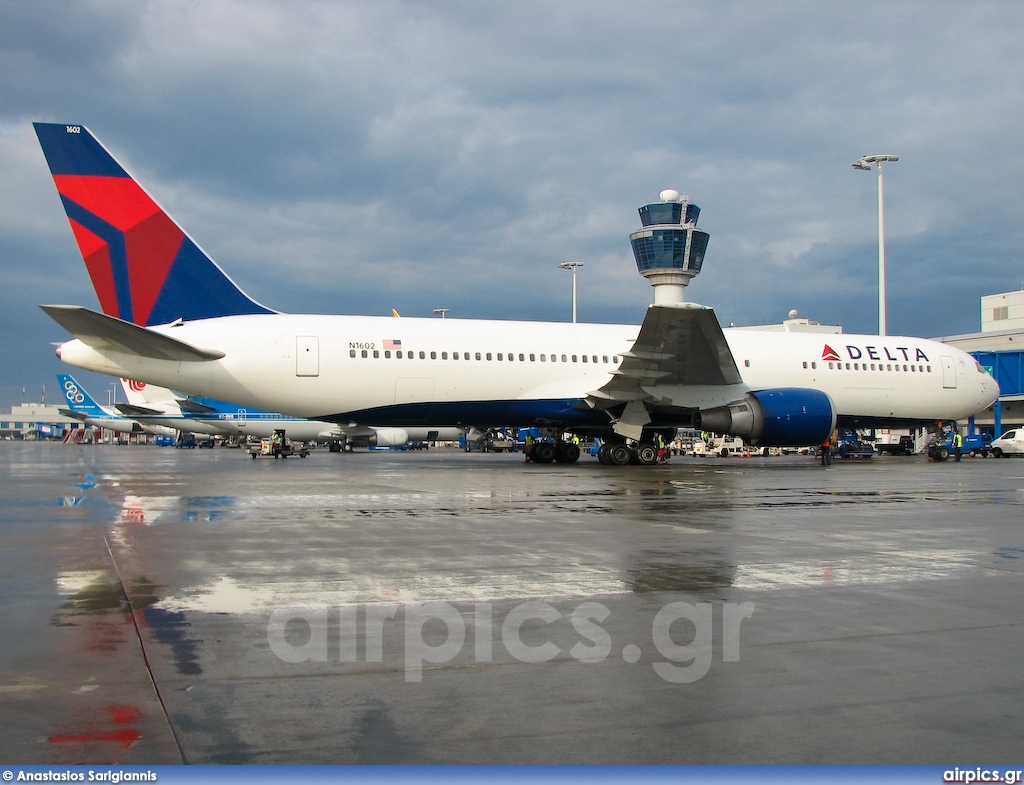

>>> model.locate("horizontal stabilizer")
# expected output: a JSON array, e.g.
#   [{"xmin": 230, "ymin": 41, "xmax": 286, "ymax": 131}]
[
  {"xmin": 178, "ymin": 398, "xmax": 219, "ymax": 414},
  {"xmin": 58, "ymin": 408, "xmax": 89, "ymax": 422},
  {"xmin": 114, "ymin": 403, "xmax": 164, "ymax": 417},
  {"xmin": 40, "ymin": 305, "xmax": 225, "ymax": 362}
]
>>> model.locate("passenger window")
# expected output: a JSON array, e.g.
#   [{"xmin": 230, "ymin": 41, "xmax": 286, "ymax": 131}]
[
  {"xmin": 519, "ymin": 354, "xmax": 525, "ymax": 361},
  {"xmin": 361, "ymin": 350, "xmax": 368, "ymax": 358},
  {"xmin": 486, "ymin": 353, "xmax": 492, "ymax": 361},
  {"xmin": 441, "ymin": 351, "xmax": 448, "ymax": 360},
  {"xmin": 530, "ymin": 354, "xmax": 536, "ymax": 362},
  {"xmin": 373, "ymin": 350, "xmax": 380, "ymax": 358},
  {"xmin": 349, "ymin": 349, "xmax": 356, "ymax": 358},
  {"xmin": 572, "ymin": 355, "xmax": 578, "ymax": 362},
  {"xmin": 430, "ymin": 351, "xmax": 437, "ymax": 359},
  {"xmin": 419, "ymin": 351, "xmax": 426, "ymax": 359}
]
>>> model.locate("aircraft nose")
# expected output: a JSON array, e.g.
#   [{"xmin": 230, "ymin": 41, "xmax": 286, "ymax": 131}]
[{"xmin": 983, "ymin": 376, "xmax": 1000, "ymax": 404}]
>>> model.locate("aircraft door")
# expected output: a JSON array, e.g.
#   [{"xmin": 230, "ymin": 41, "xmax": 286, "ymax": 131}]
[
  {"xmin": 296, "ymin": 336, "xmax": 320, "ymax": 377},
  {"xmin": 940, "ymin": 355, "xmax": 957, "ymax": 389}
]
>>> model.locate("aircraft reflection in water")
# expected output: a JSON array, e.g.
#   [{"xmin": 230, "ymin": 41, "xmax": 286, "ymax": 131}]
[{"xmin": 34, "ymin": 123, "xmax": 998, "ymax": 466}]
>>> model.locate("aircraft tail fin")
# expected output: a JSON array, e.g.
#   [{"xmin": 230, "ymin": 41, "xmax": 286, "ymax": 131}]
[
  {"xmin": 33, "ymin": 123, "xmax": 275, "ymax": 327},
  {"xmin": 120, "ymin": 377, "xmax": 180, "ymax": 408},
  {"xmin": 58, "ymin": 374, "xmax": 107, "ymax": 417}
]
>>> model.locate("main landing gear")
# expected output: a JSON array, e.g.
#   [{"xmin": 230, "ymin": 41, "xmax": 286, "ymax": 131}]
[
  {"xmin": 595, "ymin": 438, "xmax": 664, "ymax": 466},
  {"xmin": 525, "ymin": 441, "xmax": 581, "ymax": 464}
]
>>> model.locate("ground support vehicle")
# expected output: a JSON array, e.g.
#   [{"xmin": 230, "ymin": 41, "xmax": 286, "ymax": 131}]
[
  {"xmin": 249, "ymin": 429, "xmax": 310, "ymax": 459},
  {"xmin": 927, "ymin": 430, "xmax": 993, "ymax": 460},
  {"xmin": 832, "ymin": 430, "xmax": 874, "ymax": 459},
  {"xmin": 989, "ymin": 429, "xmax": 1024, "ymax": 457},
  {"xmin": 875, "ymin": 434, "xmax": 916, "ymax": 456}
]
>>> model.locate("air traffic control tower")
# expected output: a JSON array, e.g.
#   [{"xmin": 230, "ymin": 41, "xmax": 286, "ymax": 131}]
[{"xmin": 629, "ymin": 189, "xmax": 709, "ymax": 304}]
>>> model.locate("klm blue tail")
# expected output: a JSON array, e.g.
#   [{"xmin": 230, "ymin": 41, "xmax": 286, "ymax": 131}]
[
  {"xmin": 58, "ymin": 374, "xmax": 107, "ymax": 416},
  {"xmin": 34, "ymin": 123, "xmax": 274, "ymax": 326}
]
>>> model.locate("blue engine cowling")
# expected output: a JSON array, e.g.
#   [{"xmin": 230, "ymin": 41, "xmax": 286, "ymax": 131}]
[{"xmin": 695, "ymin": 388, "xmax": 836, "ymax": 447}]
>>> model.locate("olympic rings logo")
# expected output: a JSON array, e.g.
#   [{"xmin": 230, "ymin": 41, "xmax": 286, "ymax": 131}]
[{"xmin": 63, "ymin": 380, "xmax": 85, "ymax": 404}]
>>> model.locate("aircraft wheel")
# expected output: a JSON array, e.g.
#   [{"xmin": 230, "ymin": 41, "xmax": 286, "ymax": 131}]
[
  {"xmin": 555, "ymin": 443, "xmax": 581, "ymax": 463},
  {"xmin": 531, "ymin": 442, "xmax": 556, "ymax": 464},
  {"xmin": 634, "ymin": 443, "xmax": 658, "ymax": 465},
  {"xmin": 343, "ymin": 442, "xmax": 354, "ymax": 453},
  {"xmin": 597, "ymin": 443, "xmax": 611, "ymax": 465},
  {"xmin": 607, "ymin": 444, "xmax": 631, "ymax": 466}
]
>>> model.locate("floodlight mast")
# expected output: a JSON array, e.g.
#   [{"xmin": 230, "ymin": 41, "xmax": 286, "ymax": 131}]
[
  {"xmin": 559, "ymin": 261, "xmax": 584, "ymax": 323},
  {"xmin": 853, "ymin": 154, "xmax": 899, "ymax": 335}
]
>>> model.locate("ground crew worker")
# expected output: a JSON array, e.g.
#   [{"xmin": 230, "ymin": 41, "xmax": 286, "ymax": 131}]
[
  {"xmin": 952, "ymin": 430, "xmax": 963, "ymax": 462},
  {"xmin": 524, "ymin": 432, "xmax": 534, "ymax": 462},
  {"xmin": 656, "ymin": 432, "xmax": 668, "ymax": 464}
]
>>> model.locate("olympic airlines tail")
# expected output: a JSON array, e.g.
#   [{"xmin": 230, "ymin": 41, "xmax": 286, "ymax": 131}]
[
  {"xmin": 57, "ymin": 373, "xmax": 166, "ymax": 435},
  {"xmin": 35, "ymin": 123, "xmax": 999, "ymax": 466}
]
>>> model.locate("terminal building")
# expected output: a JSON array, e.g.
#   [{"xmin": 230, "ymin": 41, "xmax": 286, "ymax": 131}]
[
  {"xmin": 936, "ymin": 288, "xmax": 1024, "ymax": 435},
  {"xmin": 0, "ymin": 402, "xmax": 85, "ymax": 441}
]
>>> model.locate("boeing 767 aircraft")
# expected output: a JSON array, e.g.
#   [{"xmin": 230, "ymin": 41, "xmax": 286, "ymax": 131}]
[{"xmin": 33, "ymin": 123, "xmax": 999, "ymax": 465}]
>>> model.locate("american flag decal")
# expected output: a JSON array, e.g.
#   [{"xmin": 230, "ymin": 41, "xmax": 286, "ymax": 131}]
[{"xmin": 384, "ymin": 339, "xmax": 402, "ymax": 350}]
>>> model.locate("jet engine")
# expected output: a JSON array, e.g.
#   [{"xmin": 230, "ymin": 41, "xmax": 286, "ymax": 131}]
[
  {"xmin": 694, "ymin": 388, "xmax": 836, "ymax": 447},
  {"xmin": 370, "ymin": 428, "xmax": 410, "ymax": 448}
]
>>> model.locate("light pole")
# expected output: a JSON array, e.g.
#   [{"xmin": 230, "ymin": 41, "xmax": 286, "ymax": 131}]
[
  {"xmin": 559, "ymin": 261, "xmax": 584, "ymax": 323},
  {"xmin": 853, "ymin": 154, "xmax": 898, "ymax": 335},
  {"xmin": 432, "ymin": 308, "xmax": 448, "ymax": 319}
]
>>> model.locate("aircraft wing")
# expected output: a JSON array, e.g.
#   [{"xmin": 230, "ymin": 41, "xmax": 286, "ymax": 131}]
[
  {"xmin": 587, "ymin": 303, "xmax": 745, "ymax": 439},
  {"xmin": 40, "ymin": 305, "xmax": 225, "ymax": 362},
  {"xmin": 591, "ymin": 303, "xmax": 741, "ymax": 400}
]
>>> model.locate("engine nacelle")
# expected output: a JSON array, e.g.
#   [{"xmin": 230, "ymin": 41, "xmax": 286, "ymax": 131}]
[
  {"xmin": 695, "ymin": 388, "xmax": 836, "ymax": 447},
  {"xmin": 371, "ymin": 428, "xmax": 410, "ymax": 447}
]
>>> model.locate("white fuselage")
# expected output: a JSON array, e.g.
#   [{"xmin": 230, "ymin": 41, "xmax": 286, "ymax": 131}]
[{"xmin": 56, "ymin": 313, "xmax": 999, "ymax": 429}]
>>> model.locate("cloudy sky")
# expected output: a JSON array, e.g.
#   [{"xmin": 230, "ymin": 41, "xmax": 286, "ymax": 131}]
[{"xmin": 2, "ymin": 1, "xmax": 1023, "ymax": 410}]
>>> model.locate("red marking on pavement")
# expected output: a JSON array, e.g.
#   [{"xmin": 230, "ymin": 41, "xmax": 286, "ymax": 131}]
[
  {"xmin": 48, "ymin": 705, "xmax": 144, "ymax": 750},
  {"xmin": 108, "ymin": 705, "xmax": 142, "ymax": 725},
  {"xmin": 49, "ymin": 728, "xmax": 142, "ymax": 749}
]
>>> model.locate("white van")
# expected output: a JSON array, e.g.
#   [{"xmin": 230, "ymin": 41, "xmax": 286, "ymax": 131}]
[{"xmin": 990, "ymin": 429, "xmax": 1024, "ymax": 457}]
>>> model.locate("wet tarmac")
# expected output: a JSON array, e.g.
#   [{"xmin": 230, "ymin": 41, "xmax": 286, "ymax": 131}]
[{"xmin": 1, "ymin": 442, "xmax": 1022, "ymax": 764}]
